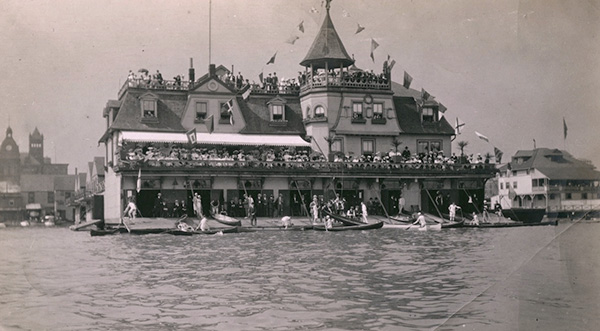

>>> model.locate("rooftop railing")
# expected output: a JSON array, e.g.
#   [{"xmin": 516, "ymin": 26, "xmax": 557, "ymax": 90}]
[
  {"xmin": 300, "ymin": 74, "xmax": 391, "ymax": 92},
  {"xmin": 119, "ymin": 78, "xmax": 191, "ymax": 97}
]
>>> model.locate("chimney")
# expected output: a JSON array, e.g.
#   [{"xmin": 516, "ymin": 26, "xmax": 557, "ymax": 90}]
[
  {"xmin": 209, "ymin": 64, "xmax": 216, "ymax": 77},
  {"xmin": 188, "ymin": 58, "xmax": 195, "ymax": 82}
]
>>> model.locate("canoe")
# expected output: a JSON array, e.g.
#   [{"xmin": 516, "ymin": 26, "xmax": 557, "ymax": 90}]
[
  {"xmin": 237, "ymin": 225, "xmax": 313, "ymax": 232},
  {"xmin": 463, "ymin": 220, "xmax": 558, "ymax": 228},
  {"xmin": 441, "ymin": 219, "xmax": 465, "ymax": 228},
  {"xmin": 382, "ymin": 223, "xmax": 442, "ymax": 231},
  {"xmin": 209, "ymin": 212, "xmax": 242, "ymax": 227},
  {"xmin": 322, "ymin": 210, "xmax": 365, "ymax": 226},
  {"xmin": 194, "ymin": 227, "xmax": 240, "ymax": 235},
  {"xmin": 313, "ymin": 221, "xmax": 384, "ymax": 231},
  {"xmin": 501, "ymin": 208, "xmax": 546, "ymax": 223},
  {"xmin": 90, "ymin": 228, "xmax": 127, "ymax": 236}
]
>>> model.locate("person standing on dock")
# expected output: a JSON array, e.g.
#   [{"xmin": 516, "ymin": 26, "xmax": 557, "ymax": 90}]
[
  {"xmin": 361, "ymin": 201, "xmax": 368, "ymax": 223},
  {"xmin": 448, "ymin": 202, "xmax": 461, "ymax": 221},
  {"xmin": 398, "ymin": 194, "xmax": 406, "ymax": 215},
  {"xmin": 309, "ymin": 196, "xmax": 319, "ymax": 224},
  {"xmin": 153, "ymin": 193, "xmax": 163, "ymax": 217}
]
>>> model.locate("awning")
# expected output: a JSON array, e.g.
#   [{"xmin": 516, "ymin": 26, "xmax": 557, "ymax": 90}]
[
  {"xmin": 120, "ymin": 131, "xmax": 310, "ymax": 147},
  {"xmin": 26, "ymin": 203, "xmax": 42, "ymax": 210}
]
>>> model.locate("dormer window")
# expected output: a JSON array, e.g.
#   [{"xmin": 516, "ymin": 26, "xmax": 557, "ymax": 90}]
[
  {"xmin": 422, "ymin": 107, "xmax": 437, "ymax": 122},
  {"xmin": 272, "ymin": 105, "xmax": 284, "ymax": 121},
  {"xmin": 139, "ymin": 93, "xmax": 159, "ymax": 123},
  {"xmin": 267, "ymin": 96, "xmax": 287, "ymax": 124}
]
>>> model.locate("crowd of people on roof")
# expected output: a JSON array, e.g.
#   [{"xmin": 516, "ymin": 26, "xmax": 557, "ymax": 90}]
[
  {"xmin": 127, "ymin": 69, "xmax": 188, "ymax": 89},
  {"xmin": 302, "ymin": 68, "xmax": 390, "ymax": 87},
  {"xmin": 117, "ymin": 142, "xmax": 491, "ymax": 170},
  {"xmin": 220, "ymin": 71, "xmax": 301, "ymax": 94}
]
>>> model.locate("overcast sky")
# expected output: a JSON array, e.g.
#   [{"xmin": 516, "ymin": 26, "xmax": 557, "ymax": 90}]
[{"xmin": 1, "ymin": 0, "xmax": 599, "ymax": 173}]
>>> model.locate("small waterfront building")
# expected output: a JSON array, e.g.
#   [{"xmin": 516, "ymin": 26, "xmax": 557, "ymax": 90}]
[
  {"xmin": 490, "ymin": 148, "xmax": 600, "ymax": 217},
  {"xmin": 98, "ymin": 4, "xmax": 496, "ymax": 223}
]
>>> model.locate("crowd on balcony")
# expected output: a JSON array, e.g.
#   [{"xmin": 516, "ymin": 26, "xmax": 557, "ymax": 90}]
[
  {"xmin": 302, "ymin": 68, "xmax": 389, "ymax": 87},
  {"xmin": 220, "ymin": 71, "xmax": 301, "ymax": 94},
  {"xmin": 117, "ymin": 142, "xmax": 491, "ymax": 171},
  {"xmin": 127, "ymin": 69, "xmax": 188, "ymax": 90}
]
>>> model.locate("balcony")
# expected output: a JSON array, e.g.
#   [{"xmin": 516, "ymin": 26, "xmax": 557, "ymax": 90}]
[
  {"xmin": 300, "ymin": 72, "xmax": 391, "ymax": 93},
  {"xmin": 119, "ymin": 78, "xmax": 190, "ymax": 98},
  {"xmin": 114, "ymin": 158, "xmax": 497, "ymax": 178}
]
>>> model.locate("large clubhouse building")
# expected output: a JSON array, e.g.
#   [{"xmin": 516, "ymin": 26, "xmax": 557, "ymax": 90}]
[{"xmin": 99, "ymin": 5, "xmax": 496, "ymax": 223}]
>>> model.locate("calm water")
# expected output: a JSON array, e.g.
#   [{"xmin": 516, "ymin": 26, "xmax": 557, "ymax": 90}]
[{"xmin": 1, "ymin": 220, "xmax": 599, "ymax": 330}]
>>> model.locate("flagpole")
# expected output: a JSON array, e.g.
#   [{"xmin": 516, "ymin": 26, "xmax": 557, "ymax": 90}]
[{"xmin": 208, "ymin": 0, "xmax": 212, "ymax": 66}]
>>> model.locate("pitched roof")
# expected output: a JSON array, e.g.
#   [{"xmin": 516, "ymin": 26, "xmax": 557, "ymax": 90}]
[
  {"xmin": 237, "ymin": 95, "xmax": 306, "ymax": 135},
  {"xmin": 509, "ymin": 148, "xmax": 600, "ymax": 180},
  {"xmin": 300, "ymin": 10, "xmax": 354, "ymax": 69},
  {"xmin": 393, "ymin": 97, "xmax": 454, "ymax": 135},
  {"xmin": 103, "ymin": 90, "xmax": 187, "ymax": 138},
  {"xmin": 93, "ymin": 157, "xmax": 105, "ymax": 176}
]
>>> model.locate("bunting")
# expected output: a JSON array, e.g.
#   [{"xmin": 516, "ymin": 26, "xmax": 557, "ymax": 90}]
[
  {"xmin": 563, "ymin": 117, "xmax": 568, "ymax": 140},
  {"xmin": 266, "ymin": 52, "xmax": 277, "ymax": 65},
  {"xmin": 475, "ymin": 131, "xmax": 489, "ymax": 142},
  {"xmin": 242, "ymin": 87, "xmax": 251, "ymax": 100},
  {"xmin": 186, "ymin": 128, "xmax": 197, "ymax": 144},
  {"xmin": 205, "ymin": 115, "xmax": 214, "ymax": 134},
  {"xmin": 455, "ymin": 117, "xmax": 465, "ymax": 134},
  {"xmin": 298, "ymin": 20, "xmax": 304, "ymax": 33},
  {"xmin": 286, "ymin": 35, "xmax": 300, "ymax": 45},
  {"xmin": 136, "ymin": 168, "xmax": 142, "ymax": 193},
  {"xmin": 494, "ymin": 147, "xmax": 503, "ymax": 163},
  {"xmin": 370, "ymin": 39, "xmax": 379, "ymax": 62},
  {"xmin": 438, "ymin": 102, "xmax": 447, "ymax": 113},
  {"xmin": 356, "ymin": 23, "xmax": 365, "ymax": 34},
  {"xmin": 403, "ymin": 71, "xmax": 413, "ymax": 88},
  {"xmin": 421, "ymin": 88, "xmax": 430, "ymax": 101}
]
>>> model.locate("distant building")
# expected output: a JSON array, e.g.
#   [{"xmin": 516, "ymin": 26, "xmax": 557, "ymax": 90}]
[
  {"xmin": 491, "ymin": 148, "xmax": 600, "ymax": 217},
  {"xmin": 0, "ymin": 126, "xmax": 76, "ymax": 223}
]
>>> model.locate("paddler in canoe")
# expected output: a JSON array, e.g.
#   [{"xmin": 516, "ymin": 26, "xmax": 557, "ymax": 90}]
[{"xmin": 412, "ymin": 212, "xmax": 427, "ymax": 228}]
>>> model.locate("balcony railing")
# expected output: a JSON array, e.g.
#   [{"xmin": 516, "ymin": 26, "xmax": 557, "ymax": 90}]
[
  {"xmin": 114, "ymin": 158, "xmax": 497, "ymax": 176},
  {"xmin": 300, "ymin": 75, "xmax": 391, "ymax": 92},
  {"xmin": 119, "ymin": 78, "xmax": 191, "ymax": 97}
]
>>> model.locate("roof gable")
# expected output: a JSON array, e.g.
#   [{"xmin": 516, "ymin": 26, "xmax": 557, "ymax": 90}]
[{"xmin": 300, "ymin": 10, "xmax": 354, "ymax": 69}]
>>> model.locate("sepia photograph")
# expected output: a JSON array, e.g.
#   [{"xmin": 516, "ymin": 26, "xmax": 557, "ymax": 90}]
[{"xmin": 1, "ymin": 0, "xmax": 599, "ymax": 329}]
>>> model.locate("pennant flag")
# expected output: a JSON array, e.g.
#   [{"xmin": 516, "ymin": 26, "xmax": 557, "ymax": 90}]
[
  {"xmin": 563, "ymin": 117, "xmax": 568, "ymax": 140},
  {"xmin": 355, "ymin": 23, "xmax": 365, "ymax": 34},
  {"xmin": 455, "ymin": 117, "xmax": 465, "ymax": 134},
  {"xmin": 242, "ymin": 87, "xmax": 251, "ymax": 100},
  {"xmin": 438, "ymin": 102, "xmax": 447, "ymax": 113},
  {"xmin": 475, "ymin": 131, "xmax": 490, "ymax": 143},
  {"xmin": 286, "ymin": 35, "xmax": 300, "ymax": 45},
  {"xmin": 136, "ymin": 168, "xmax": 141, "ymax": 193},
  {"xmin": 205, "ymin": 115, "xmax": 214, "ymax": 134},
  {"xmin": 259, "ymin": 72, "xmax": 264, "ymax": 83},
  {"xmin": 403, "ymin": 71, "xmax": 413, "ymax": 88},
  {"xmin": 298, "ymin": 20, "xmax": 304, "ymax": 33},
  {"xmin": 389, "ymin": 59, "xmax": 396, "ymax": 71},
  {"xmin": 370, "ymin": 39, "xmax": 379, "ymax": 62},
  {"xmin": 186, "ymin": 128, "xmax": 197, "ymax": 144},
  {"xmin": 266, "ymin": 52, "xmax": 277, "ymax": 65},
  {"xmin": 494, "ymin": 147, "xmax": 503, "ymax": 163},
  {"xmin": 421, "ymin": 88, "xmax": 430, "ymax": 101}
]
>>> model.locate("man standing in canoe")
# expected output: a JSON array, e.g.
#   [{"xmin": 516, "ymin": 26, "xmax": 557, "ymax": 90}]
[
  {"xmin": 309, "ymin": 196, "xmax": 319, "ymax": 224},
  {"xmin": 398, "ymin": 194, "xmax": 406, "ymax": 215},
  {"xmin": 361, "ymin": 201, "xmax": 368, "ymax": 223},
  {"xmin": 448, "ymin": 202, "xmax": 461, "ymax": 221}
]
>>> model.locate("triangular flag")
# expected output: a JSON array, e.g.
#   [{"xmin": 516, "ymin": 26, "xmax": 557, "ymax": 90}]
[
  {"xmin": 494, "ymin": 147, "xmax": 503, "ymax": 163},
  {"xmin": 205, "ymin": 115, "xmax": 214, "ymax": 133},
  {"xmin": 136, "ymin": 168, "xmax": 141, "ymax": 193},
  {"xmin": 298, "ymin": 20, "xmax": 304, "ymax": 33},
  {"xmin": 286, "ymin": 35, "xmax": 300, "ymax": 45},
  {"xmin": 242, "ymin": 87, "xmax": 251, "ymax": 100},
  {"xmin": 403, "ymin": 71, "xmax": 413, "ymax": 88},
  {"xmin": 455, "ymin": 117, "xmax": 465, "ymax": 134},
  {"xmin": 475, "ymin": 131, "xmax": 490, "ymax": 143},
  {"xmin": 563, "ymin": 117, "xmax": 568, "ymax": 140},
  {"xmin": 389, "ymin": 59, "xmax": 396, "ymax": 71},
  {"xmin": 370, "ymin": 39, "xmax": 379, "ymax": 62},
  {"xmin": 259, "ymin": 72, "xmax": 264, "ymax": 83},
  {"xmin": 355, "ymin": 23, "xmax": 365, "ymax": 34},
  {"xmin": 266, "ymin": 52, "xmax": 277, "ymax": 65},
  {"xmin": 421, "ymin": 88, "xmax": 430, "ymax": 101},
  {"xmin": 186, "ymin": 128, "xmax": 197, "ymax": 144}
]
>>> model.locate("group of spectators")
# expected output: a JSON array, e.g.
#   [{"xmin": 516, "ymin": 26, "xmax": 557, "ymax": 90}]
[
  {"xmin": 118, "ymin": 142, "xmax": 491, "ymax": 171},
  {"xmin": 302, "ymin": 68, "xmax": 390, "ymax": 87},
  {"xmin": 127, "ymin": 70, "xmax": 188, "ymax": 90}
]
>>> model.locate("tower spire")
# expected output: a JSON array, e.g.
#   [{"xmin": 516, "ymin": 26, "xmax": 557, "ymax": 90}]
[{"xmin": 326, "ymin": 0, "xmax": 332, "ymax": 12}]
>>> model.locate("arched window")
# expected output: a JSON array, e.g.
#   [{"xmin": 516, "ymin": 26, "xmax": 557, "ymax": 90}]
[{"xmin": 314, "ymin": 105, "xmax": 325, "ymax": 118}]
